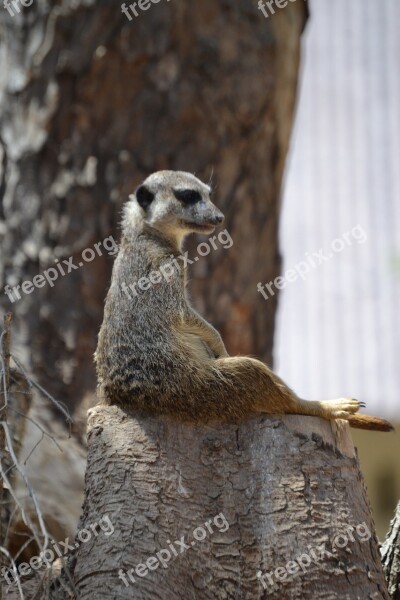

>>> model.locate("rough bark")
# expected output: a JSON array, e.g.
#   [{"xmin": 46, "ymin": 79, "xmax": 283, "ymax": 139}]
[
  {"xmin": 51, "ymin": 406, "xmax": 389, "ymax": 600},
  {"xmin": 0, "ymin": 0, "xmax": 307, "ymax": 424},
  {"xmin": 382, "ymin": 501, "xmax": 400, "ymax": 599}
]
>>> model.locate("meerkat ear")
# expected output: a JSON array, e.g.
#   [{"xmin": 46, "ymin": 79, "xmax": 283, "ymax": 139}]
[{"xmin": 135, "ymin": 185, "xmax": 154, "ymax": 210}]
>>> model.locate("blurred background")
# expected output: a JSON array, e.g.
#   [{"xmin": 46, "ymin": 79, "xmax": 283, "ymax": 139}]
[
  {"xmin": 0, "ymin": 0, "xmax": 398, "ymax": 566},
  {"xmin": 276, "ymin": 0, "xmax": 400, "ymax": 537}
]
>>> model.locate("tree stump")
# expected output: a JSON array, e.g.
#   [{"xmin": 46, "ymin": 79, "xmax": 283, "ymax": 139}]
[{"xmin": 66, "ymin": 405, "xmax": 389, "ymax": 599}]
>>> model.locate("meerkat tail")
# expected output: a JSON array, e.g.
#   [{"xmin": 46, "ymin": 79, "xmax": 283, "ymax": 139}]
[{"xmin": 347, "ymin": 413, "xmax": 394, "ymax": 432}]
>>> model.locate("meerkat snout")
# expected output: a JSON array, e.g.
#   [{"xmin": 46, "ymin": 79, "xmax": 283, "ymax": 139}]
[
  {"xmin": 206, "ymin": 212, "xmax": 224, "ymax": 226},
  {"xmin": 127, "ymin": 170, "xmax": 224, "ymax": 247}
]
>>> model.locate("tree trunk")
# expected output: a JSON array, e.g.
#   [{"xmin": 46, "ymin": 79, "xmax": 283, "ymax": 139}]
[
  {"xmin": 382, "ymin": 501, "xmax": 400, "ymax": 599},
  {"xmin": 54, "ymin": 406, "xmax": 389, "ymax": 600},
  {"xmin": 0, "ymin": 0, "xmax": 307, "ymax": 422}
]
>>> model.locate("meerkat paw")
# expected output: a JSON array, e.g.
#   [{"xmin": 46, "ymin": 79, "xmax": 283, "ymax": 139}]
[{"xmin": 321, "ymin": 398, "xmax": 365, "ymax": 419}]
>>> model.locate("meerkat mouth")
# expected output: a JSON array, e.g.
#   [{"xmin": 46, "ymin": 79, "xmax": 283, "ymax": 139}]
[{"xmin": 181, "ymin": 221, "xmax": 216, "ymax": 232}]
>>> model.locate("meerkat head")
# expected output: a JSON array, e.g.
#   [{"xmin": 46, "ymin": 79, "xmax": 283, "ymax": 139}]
[{"xmin": 126, "ymin": 170, "xmax": 224, "ymax": 247}]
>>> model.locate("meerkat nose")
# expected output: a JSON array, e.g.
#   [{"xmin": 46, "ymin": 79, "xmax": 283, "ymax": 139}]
[{"xmin": 210, "ymin": 213, "xmax": 224, "ymax": 225}]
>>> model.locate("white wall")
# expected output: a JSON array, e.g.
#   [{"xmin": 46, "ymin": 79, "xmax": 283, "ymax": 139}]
[{"xmin": 275, "ymin": 0, "xmax": 400, "ymax": 419}]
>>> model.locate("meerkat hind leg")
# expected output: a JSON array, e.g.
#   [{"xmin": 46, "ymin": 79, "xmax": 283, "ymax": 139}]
[{"xmin": 290, "ymin": 397, "xmax": 363, "ymax": 421}]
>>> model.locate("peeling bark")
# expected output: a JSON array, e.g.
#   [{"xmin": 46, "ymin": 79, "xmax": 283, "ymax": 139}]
[{"xmin": 53, "ymin": 406, "xmax": 389, "ymax": 599}]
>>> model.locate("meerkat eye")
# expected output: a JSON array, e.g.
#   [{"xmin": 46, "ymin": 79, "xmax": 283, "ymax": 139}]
[
  {"xmin": 136, "ymin": 185, "xmax": 155, "ymax": 210},
  {"xmin": 173, "ymin": 189, "xmax": 202, "ymax": 205}
]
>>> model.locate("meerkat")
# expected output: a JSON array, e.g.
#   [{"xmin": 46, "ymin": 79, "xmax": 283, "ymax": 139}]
[{"xmin": 95, "ymin": 170, "xmax": 393, "ymax": 432}]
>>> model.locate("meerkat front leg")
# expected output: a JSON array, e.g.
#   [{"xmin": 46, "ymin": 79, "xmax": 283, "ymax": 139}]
[{"xmin": 183, "ymin": 310, "xmax": 229, "ymax": 358}]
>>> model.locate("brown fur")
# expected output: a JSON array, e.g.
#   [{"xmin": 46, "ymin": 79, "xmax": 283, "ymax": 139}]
[{"xmin": 95, "ymin": 171, "xmax": 393, "ymax": 432}]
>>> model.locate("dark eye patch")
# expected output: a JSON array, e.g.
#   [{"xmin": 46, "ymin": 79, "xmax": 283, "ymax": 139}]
[{"xmin": 173, "ymin": 189, "xmax": 202, "ymax": 205}]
